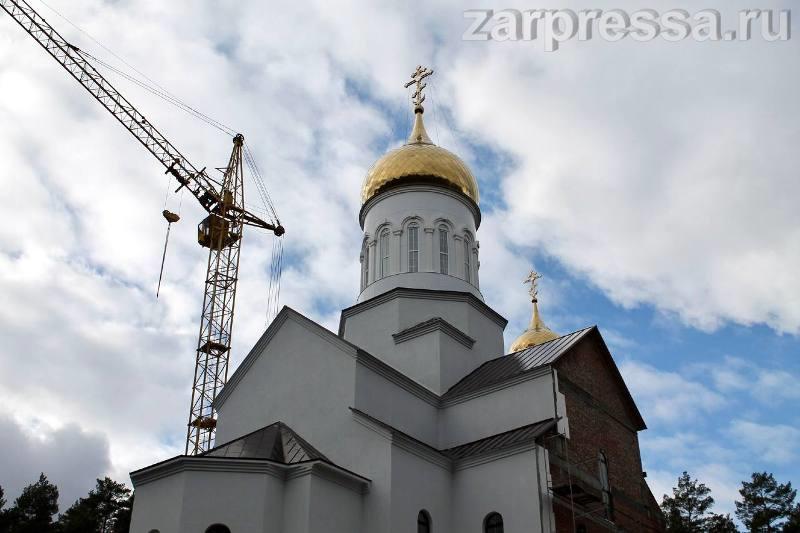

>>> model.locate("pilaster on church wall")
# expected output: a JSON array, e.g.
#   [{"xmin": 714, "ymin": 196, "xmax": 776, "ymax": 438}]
[
  {"xmin": 368, "ymin": 240, "xmax": 377, "ymax": 284},
  {"xmin": 393, "ymin": 229, "xmax": 402, "ymax": 274},
  {"xmin": 424, "ymin": 227, "xmax": 435, "ymax": 272},
  {"xmin": 453, "ymin": 234, "xmax": 464, "ymax": 280}
]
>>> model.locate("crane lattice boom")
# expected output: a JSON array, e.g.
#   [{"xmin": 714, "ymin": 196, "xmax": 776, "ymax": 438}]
[{"xmin": 1, "ymin": 0, "xmax": 284, "ymax": 454}]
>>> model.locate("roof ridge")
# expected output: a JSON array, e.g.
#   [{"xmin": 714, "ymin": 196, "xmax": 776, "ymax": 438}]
[
  {"xmin": 443, "ymin": 326, "xmax": 596, "ymax": 400},
  {"xmin": 442, "ymin": 418, "xmax": 556, "ymax": 453}
]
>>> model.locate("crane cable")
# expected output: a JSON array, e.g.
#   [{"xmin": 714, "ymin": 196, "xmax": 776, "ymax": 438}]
[
  {"xmin": 37, "ymin": 0, "xmax": 281, "ymax": 226},
  {"xmin": 35, "ymin": 0, "xmax": 236, "ymax": 138},
  {"xmin": 32, "ymin": 0, "xmax": 286, "ymax": 306}
]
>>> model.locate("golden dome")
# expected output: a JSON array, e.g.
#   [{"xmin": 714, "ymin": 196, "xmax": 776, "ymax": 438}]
[
  {"xmin": 361, "ymin": 108, "xmax": 479, "ymax": 205},
  {"xmin": 510, "ymin": 300, "xmax": 560, "ymax": 352}
]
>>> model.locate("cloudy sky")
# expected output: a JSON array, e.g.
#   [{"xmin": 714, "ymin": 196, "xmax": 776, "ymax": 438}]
[{"xmin": 0, "ymin": 0, "xmax": 797, "ymax": 518}]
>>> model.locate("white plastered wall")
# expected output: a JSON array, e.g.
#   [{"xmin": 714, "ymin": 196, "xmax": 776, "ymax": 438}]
[{"xmin": 358, "ymin": 186, "xmax": 481, "ymax": 302}]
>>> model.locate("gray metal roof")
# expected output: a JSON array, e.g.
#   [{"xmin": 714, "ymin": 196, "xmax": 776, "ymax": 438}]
[
  {"xmin": 204, "ymin": 422, "xmax": 328, "ymax": 464},
  {"xmin": 444, "ymin": 326, "xmax": 595, "ymax": 399},
  {"xmin": 352, "ymin": 407, "xmax": 555, "ymax": 464},
  {"xmin": 443, "ymin": 418, "xmax": 557, "ymax": 460}
]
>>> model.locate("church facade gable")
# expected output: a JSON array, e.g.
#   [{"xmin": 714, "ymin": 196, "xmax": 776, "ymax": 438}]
[
  {"xmin": 213, "ymin": 307, "xmax": 359, "ymax": 454},
  {"xmin": 548, "ymin": 331, "xmax": 662, "ymax": 532}
]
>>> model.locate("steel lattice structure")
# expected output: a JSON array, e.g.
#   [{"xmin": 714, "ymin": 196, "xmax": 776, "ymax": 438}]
[
  {"xmin": 1, "ymin": 0, "xmax": 284, "ymax": 454},
  {"xmin": 187, "ymin": 135, "xmax": 246, "ymax": 455}
]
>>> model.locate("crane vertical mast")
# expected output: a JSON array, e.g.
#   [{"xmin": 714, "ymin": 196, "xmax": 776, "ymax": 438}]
[
  {"xmin": 1, "ymin": 0, "xmax": 284, "ymax": 455},
  {"xmin": 188, "ymin": 134, "xmax": 246, "ymax": 454}
]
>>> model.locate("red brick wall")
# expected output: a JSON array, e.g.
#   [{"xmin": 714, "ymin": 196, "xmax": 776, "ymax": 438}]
[{"xmin": 550, "ymin": 332, "xmax": 664, "ymax": 533}]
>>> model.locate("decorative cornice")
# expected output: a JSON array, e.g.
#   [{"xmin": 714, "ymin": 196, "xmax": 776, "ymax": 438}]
[
  {"xmin": 392, "ymin": 317, "xmax": 476, "ymax": 348},
  {"xmin": 130, "ymin": 456, "xmax": 287, "ymax": 487},
  {"xmin": 131, "ymin": 456, "xmax": 369, "ymax": 494},
  {"xmin": 359, "ymin": 182, "xmax": 481, "ymax": 229},
  {"xmin": 286, "ymin": 461, "xmax": 371, "ymax": 494},
  {"xmin": 339, "ymin": 287, "xmax": 507, "ymax": 337}
]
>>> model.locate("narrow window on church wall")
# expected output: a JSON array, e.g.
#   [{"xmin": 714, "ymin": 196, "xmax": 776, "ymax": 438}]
[
  {"xmin": 439, "ymin": 227, "xmax": 449, "ymax": 274},
  {"xmin": 599, "ymin": 451, "xmax": 614, "ymax": 520},
  {"xmin": 408, "ymin": 225, "xmax": 419, "ymax": 273},
  {"xmin": 417, "ymin": 510, "xmax": 431, "ymax": 533},
  {"xmin": 464, "ymin": 237, "xmax": 471, "ymax": 283},
  {"xmin": 361, "ymin": 241, "xmax": 369, "ymax": 289},
  {"xmin": 380, "ymin": 229, "xmax": 390, "ymax": 278},
  {"xmin": 484, "ymin": 512, "xmax": 504, "ymax": 533}
]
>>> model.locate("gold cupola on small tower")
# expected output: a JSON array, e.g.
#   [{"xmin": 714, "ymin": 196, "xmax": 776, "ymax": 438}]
[
  {"xmin": 361, "ymin": 66, "xmax": 479, "ymax": 206},
  {"xmin": 510, "ymin": 271, "xmax": 560, "ymax": 352}
]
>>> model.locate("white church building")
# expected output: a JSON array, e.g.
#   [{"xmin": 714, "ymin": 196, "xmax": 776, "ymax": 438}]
[{"xmin": 129, "ymin": 70, "xmax": 663, "ymax": 533}]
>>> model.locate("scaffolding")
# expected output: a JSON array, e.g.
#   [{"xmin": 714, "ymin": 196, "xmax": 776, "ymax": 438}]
[{"xmin": 543, "ymin": 431, "xmax": 617, "ymax": 532}]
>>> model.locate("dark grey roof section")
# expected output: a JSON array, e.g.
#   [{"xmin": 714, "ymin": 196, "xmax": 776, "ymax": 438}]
[
  {"xmin": 444, "ymin": 326, "xmax": 595, "ymax": 399},
  {"xmin": 443, "ymin": 418, "xmax": 557, "ymax": 460},
  {"xmin": 204, "ymin": 422, "xmax": 328, "ymax": 464},
  {"xmin": 352, "ymin": 407, "xmax": 555, "ymax": 464}
]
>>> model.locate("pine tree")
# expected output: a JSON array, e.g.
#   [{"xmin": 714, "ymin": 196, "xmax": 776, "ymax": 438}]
[
  {"xmin": 58, "ymin": 477, "xmax": 132, "ymax": 533},
  {"xmin": 780, "ymin": 504, "xmax": 800, "ymax": 533},
  {"xmin": 707, "ymin": 513, "xmax": 739, "ymax": 533},
  {"xmin": 735, "ymin": 472, "xmax": 796, "ymax": 533},
  {"xmin": 662, "ymin": 471, "xmax": 717, "ymax": 532},
  {"xmin": 111, "ymin": 492, "xmax": 133, "ymax": 533},
  {"xmin": 0, "ymin": 485, "xmax": 11, "ymax": 533},
  {"xmin": 7, "ymin": 473, "xmax": 59, "ymax": 533}
]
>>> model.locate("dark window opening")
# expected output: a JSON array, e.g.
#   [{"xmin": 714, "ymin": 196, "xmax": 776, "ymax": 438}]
[
  {"xmin": 417, "ymin": 509, "xmax": 432, "ymax": 533},
  {"xmin": 205, "ymin": 525, "xmax": 231, "ymax": 533},
  {"xmin": 484, "ymin": 512, "xmax": 504, "ymax": 533}
]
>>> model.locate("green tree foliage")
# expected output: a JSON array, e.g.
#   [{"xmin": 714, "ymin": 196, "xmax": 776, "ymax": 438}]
[
  {"xmin": 6, "ymin": 473, "xmax": 59, "ymax": 533},
  {"xmin": 0, "ymin": 485, "xmax": 11, "ymax": 533},
  {"xmin": 110, "ymin": 493, "xmax": 133, "ymax": 533},
  {"xmin": 782, "ymin": 505, "xmax": 800, "ymax": 533},
  {"xmin": 662, "ymin": 471, "xmax": 717, "ymax": 532},
  {"xmin": 58, "ymin": 477, "xmax": 132, "ymax": 533},
  {"xmin": 707, "ymin": 514, "xmax": 739, "ymax": 533},
  {"xmin": 736, "ymin": 473, "xmax": 796, "ymax": 533}
]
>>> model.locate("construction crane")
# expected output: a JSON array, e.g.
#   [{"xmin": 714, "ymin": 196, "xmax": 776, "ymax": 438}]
[{"xmin": 1, "ymin": 0, "xmax": 285, "ymax": 455}]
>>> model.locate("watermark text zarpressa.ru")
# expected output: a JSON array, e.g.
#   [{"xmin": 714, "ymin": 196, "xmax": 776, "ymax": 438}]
[{"xmin": 463, "ymin": 8, "xmax": 791, "ymax": 51}]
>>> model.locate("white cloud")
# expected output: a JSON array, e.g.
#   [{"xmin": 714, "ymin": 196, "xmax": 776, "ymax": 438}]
[
  {"xmin": 440, "ymin": 1, "xmax": 800, "ymax": 334},
  {"xmin": 0, "ymin": 413, "xmax": 110, "ymax": 511},
  {"xmin": 620, "ymin": 361, "xmax": 726, "ymax": 423},
  {"xmin": 729, "ymin": 420, "xmax": 800, "ymax": 465},
  {"xmin": 704, "ymin": 356, "xmax": 800, "ymax": 404}
]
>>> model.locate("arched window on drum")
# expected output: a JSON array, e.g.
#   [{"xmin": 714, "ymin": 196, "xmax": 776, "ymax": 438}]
[
  {"xmin": 408, "ymin": 224, "xmax": 419, "ymax": 273},
  {"xmin": 438, "ymin": 225, "xmax": 449, "ymax": 275}
]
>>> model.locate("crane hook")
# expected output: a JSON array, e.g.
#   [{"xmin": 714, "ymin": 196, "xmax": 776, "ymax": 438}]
[{"xmin": 157, "ymin": 209, "xmax": 180, "ymax": 298}]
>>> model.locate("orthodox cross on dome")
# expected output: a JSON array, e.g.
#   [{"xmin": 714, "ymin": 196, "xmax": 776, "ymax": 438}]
[
  {"xmin": 404, "ymin": 65, "xmax": 434, "ymax": 110},
  {"xmin": 524, "ymin": 270, "xmax": 543, "ymax": 302}
]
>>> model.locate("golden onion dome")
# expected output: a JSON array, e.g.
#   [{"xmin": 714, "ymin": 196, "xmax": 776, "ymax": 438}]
[
  {"xmin": 510, "ymin": 271, "xmax": 559, "ymax": 352},
  {"xmin": 361, "ymin": 107, "xmax": 479, "ymax": 205},
  {"xmin": 510, "ymin": 300, "xmax": 560, "ymax": 352}
]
